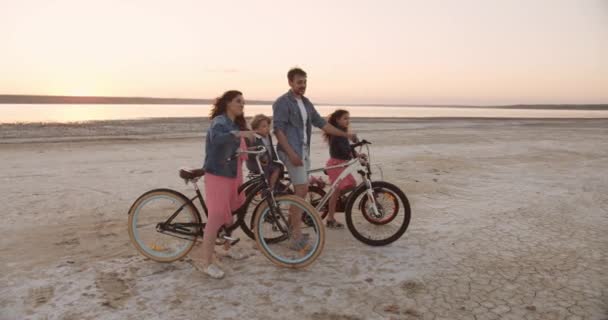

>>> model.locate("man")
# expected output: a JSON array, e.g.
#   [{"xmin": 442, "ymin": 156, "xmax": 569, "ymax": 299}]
[{"xmin": 273, "ymin": 67, "xmax": 356, "ymax": 249}]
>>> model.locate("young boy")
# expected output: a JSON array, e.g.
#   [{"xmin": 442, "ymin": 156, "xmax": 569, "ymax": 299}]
[{"xmin": 246, "ymin": 114, "xmax": 283, "ymax": 189}]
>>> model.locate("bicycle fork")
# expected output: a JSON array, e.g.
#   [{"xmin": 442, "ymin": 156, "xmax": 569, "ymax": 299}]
[{"xmin": 363, "ymin": 179, "xmax": 383, "ymax": 218}]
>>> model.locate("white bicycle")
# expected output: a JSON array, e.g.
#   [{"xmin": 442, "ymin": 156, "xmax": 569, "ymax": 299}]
[{"xmin": 241, "ymin": 139, "xmax": 411, "ymax": 246}]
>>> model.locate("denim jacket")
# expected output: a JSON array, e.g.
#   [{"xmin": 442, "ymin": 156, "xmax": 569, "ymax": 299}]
[
  {"xmin": 272, "ymin": 90, "xmax": 327, "ymax": 158},
  {"xmin": 203, "ymin": 114, "xmax": 241, "ymax": 178}
]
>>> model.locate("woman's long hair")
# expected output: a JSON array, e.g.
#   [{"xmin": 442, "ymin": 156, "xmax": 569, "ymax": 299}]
[
  {"xmin": 323, "ymin": 109, "xmax": 349, "ymax": 142},
  {"xmin": 210, "ymin": 90, "xmax": 248, "ymax": 130}
]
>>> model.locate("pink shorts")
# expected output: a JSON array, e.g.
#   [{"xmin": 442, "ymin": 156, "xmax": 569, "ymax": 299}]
[{"xmin": 325, "ymin": 158, "xmax": 356, "ymax": 191}]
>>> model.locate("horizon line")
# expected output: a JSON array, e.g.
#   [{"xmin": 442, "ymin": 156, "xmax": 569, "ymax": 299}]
[{"xmin": 0, "ymin": 94, "xmax": 607, "ymax": 109}]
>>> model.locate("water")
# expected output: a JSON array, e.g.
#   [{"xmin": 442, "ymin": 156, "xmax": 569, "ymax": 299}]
[{"xmin": 1, "ymin": 104, "xmax": 607, "ymax": 123}]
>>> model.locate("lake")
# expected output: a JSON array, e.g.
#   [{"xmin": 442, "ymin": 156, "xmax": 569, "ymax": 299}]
[{"xmin": 1, "ymin": 104, "xmax": 608, "ymax": 123}]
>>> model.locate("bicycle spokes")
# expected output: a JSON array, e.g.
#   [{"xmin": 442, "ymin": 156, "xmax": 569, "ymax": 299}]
[
  {"xmin": 128, "ymin": 190, "xmax": 200, "ymax": 262},
  {"xmin": 345, "ymin": 182, "xmax": 410, "ymax": 246},
  {"xmin": 255, "ymin": 196, "xmax": 325, "ymax": 267}
]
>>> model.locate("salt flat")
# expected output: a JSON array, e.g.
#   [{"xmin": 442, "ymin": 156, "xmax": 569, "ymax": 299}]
[{"xmin": 1, "ymin": 118, "xmax": 606, "ymax": 320}]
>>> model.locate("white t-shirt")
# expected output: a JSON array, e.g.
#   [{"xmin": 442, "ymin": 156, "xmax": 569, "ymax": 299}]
[
  {"xmin": 295, "ymin": 98, "xmax": 308, "ymax": 146},
  {"xmin": 261, "ymin": 135, "xmax": 272, "ymax": 161}
]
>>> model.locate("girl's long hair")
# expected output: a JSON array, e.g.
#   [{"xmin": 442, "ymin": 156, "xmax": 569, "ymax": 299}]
[
  {"xmin": 323, "ymin": 109, "xmax": 349, "ymax": 142},
  {"xmin": 210, "ymin": 90, "xmax": 248, "ymax": 130}
]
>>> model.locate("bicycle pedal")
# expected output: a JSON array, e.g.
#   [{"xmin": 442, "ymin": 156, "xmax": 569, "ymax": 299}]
[
  {"xmin": 220, "ymin": 233, "xmax": 236, "ymax": 241},
  {"xmin": 215, "ymin": 236, "xmax": 240, "ymax": 247}
]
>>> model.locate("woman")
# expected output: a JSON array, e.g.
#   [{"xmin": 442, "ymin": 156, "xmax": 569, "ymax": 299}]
[{"xmin": 192, "ymin": 90, "xmax": 255, "ymax": 279}]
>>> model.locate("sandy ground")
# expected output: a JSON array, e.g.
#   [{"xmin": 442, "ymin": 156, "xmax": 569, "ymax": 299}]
[{"xmin": 0, "ymin": 118, "xmax": 607, "ymax": 320}]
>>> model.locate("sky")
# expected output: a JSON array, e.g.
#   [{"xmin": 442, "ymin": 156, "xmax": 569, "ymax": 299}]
[{"xmin": 0, "ymin": 0, "xmax": 607, "ymax": 105}]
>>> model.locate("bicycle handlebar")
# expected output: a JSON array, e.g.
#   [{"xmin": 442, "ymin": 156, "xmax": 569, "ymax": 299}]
[
  {"xmin": 241, "ymin": 145, "xmax": 267, "ymax": 155},
  {"xmin": 350, "ymin": 139, "xmax": 371, "ymax": 150},
  {"xmin": 228, "ymin": 145, "xmax": 267, "ymax": 161}
]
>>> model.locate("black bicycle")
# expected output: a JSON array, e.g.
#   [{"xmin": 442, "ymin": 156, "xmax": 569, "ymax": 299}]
[{"xmin": 127, "ymin": 146, "xmax": 325, "ymax": 268}]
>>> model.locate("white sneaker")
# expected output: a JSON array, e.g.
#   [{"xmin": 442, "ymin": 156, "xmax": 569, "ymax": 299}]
[
  {"xmin": 192, "ymin": 261, "xmax": 225, "ymax": 279},
  {"xmin": 219, "ymin": 248, "xmax": 248, "ymax": 260},
  {"xmin": 203, "ymin": 264, "xmax": 225, "ymax": 279}
]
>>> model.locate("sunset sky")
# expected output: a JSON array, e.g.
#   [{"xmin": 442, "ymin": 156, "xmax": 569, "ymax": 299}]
[{"xmin": 1, "ymin": 0, "xmax": 606, "ymax": 105}]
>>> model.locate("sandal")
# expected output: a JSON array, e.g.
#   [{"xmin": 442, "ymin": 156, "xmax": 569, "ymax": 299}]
[{"xmin": 326, "ymin": 220, "xmax": 345, "ymax": 229}]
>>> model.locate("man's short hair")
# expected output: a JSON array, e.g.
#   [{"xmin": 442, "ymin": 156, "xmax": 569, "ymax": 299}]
[{"xmin": 287, "ymin": 67, "xmax": 307, "ymax": 82}]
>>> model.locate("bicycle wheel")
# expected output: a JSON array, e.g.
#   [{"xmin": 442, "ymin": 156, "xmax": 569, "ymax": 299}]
[
  {"xmin": 238, "ymin": 175, "xmax": 263, "ymax": 197},
  {"xmin": 128, "ymin": 189, "xmax": 201, "ymax": 262},
  {"xmin": 253, "ymin": 195, "xmax": 325, "ymax": 268},
  {"xmin": 239, "ymin": 183, "xmax": 266, "ymax": 240},
  {"xmin": 241, "ymin": 180, "xmax": 294, "ymax": 239},
  {"xmin": 345, "ymin": 181, "xmax": 410, "ymax": 246}
]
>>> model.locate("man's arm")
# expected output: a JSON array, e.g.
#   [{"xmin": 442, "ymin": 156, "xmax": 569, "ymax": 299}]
[
  {"xmin": 308, "ymin": 101, "xmax": 356, "ymax": 141},
  {"xmin": 275, "ymin": 130, "xmax": 301, "ymax": 165},
  {"xmin": 322, "ymin": 123, "xmax": 356, "ymax": 141}
]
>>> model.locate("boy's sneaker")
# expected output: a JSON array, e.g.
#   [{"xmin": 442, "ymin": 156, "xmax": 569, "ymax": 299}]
[
  {"xmin": 288, "ymin": 235, "xmax": 311, "ymax": 251},
  {"xmin": 326, "ymin": 220, "xmax": 345, "ymax": 229}
]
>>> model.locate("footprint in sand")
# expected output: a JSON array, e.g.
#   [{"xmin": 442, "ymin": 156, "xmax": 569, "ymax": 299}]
[
  {"xmin": 99, "ymin": 232, "xmax": 117, "ymax": 238},
  {"xmin": 348, "ymin": 263, "xmax": 360, "ymax": 277},
  {"xmin": 54, "ymin": 238, "xmax": 80, "ymax": 246},
  {"xmin": 129, "ymin": 169, "xmax": 153, "ymax": 174},
  {"xmin": 310, "ymin": 312, "xmax": 363, "ymax": 320},
  {"xmin": 27, "ymin": 286, "xmax": 54, "ymax": 307},
  {"xmin": 258, "ymin": 279, "xmax": 273, "ymax": 287},
  {"xmin": 400, "ymin": 279, "xmax": 425, "ymax": 295},
  {"xmin": 376, "ymin": 304, "xmax": 422, "ymax": 318},
  {"xmin": 95, "ymin": 271, "xmax": 133, "ymax": 309}
]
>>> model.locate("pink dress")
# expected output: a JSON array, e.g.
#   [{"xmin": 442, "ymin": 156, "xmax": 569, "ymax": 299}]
[
  {"xmin": 204, "ymin": 137, "xmax": 248, "ymax": 234},
  {"xmin": 326, "ymin": 157, "xmax": 356, "ymax": 191}
]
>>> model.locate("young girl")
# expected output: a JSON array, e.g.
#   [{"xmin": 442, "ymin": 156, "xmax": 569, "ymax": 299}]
[
  {"xmin": 193, "ymin": 90, "xmax": 255, "ymax": 279},
  {"xmin": 324, "ymin": 109, "xmax": 357, "ymax": 229},
  {"xmin": 246, "ymin": 114, "xmax": 283, "ymax": 189}
]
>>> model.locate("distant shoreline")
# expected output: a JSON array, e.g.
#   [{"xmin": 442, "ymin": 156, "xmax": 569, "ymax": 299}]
[
  {"xmin": 0, "ymin": 95, "xmax": 270, "ymax": 105},
  {"xmin": 1, "ymin": 94, "xmax": 606, "ymax": 110},
  {"xmin": 2, "ymin": 116, "xmax": 608, "ymax": 126},
  {"xmin": 1, "ymin": 117, "xmax": 607, "ymax": 145}
]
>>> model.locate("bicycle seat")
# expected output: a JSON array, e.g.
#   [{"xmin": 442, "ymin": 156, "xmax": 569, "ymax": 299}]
[{"xmin": 179, "ymin": 168, "xmax": 205, "ymax": 180}]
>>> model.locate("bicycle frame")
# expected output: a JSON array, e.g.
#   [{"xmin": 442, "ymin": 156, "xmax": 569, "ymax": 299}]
[
  {"xmin": 268, "ymin": 142, "xmax": 381, "ymax": 217},
  {"xmin": 241, "ymin": 146, "xmax": 293, "ymax": 238},
  {"xmin": 158, "ymin": 180, "xmax": 208, "ymax": 238},
  {"xmin": 308, "ymin": 157, "xmax": 374, "ymax": 212},
  {"xmin": 161, "ymin": 145, "xmax": 280, "ymax": 238},
  {"xmin": 308, "ymin": 141, "xmax": 384, "ymax": 217}
]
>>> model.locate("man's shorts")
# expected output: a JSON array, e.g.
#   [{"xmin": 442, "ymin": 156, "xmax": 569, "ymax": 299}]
[{"xmin": 278, "ymin": 146, "xmax": 311, "ymax": 186}]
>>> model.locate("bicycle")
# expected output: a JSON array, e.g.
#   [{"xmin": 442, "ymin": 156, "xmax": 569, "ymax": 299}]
[
  {"xmin": 127, "ymin": 145, "xmax": 325, "ymax": 268},
  {"xmin": 240, "ymin": 139, "xmax": 411, "ymax": 246}
]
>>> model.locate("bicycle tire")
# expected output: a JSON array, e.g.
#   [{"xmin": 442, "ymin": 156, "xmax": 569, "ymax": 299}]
[
  {"xmin": 128, "ymin": 189, "xmax": 201, "ymax": 262},
  {"xmin": 253, "ymin": 195, "xmax": 325, "ymax": 268},
  {"xmin": 345, "ymin": 181, "xmax": 410, "ymax": 246}
]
